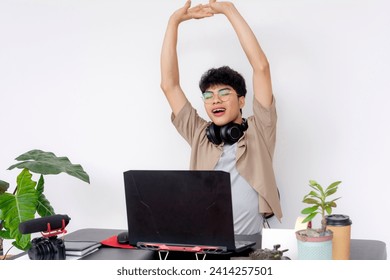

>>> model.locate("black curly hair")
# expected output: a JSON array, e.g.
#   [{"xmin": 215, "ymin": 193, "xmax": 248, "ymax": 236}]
[{"xmin": 199, "ymin": 66, "xmax": 247, "ymax": 97}]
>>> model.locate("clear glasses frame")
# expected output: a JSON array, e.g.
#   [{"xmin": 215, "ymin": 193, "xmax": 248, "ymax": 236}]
[{"xmin": 201, "ymin": 89, "xmax": 239, "ymax": 104}]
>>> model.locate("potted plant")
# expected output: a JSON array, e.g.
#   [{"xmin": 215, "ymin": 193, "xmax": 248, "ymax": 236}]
[
  {"xmin": 0, "ymin": 149, "xmax": 90, "ymax": 253},
  {"xmin": 0, "ymin": 180, "xmax": 8, "ymax": 257},
  {"xmin": 295, "ymin": 179, "xmax": 342, "ymax": 260}
]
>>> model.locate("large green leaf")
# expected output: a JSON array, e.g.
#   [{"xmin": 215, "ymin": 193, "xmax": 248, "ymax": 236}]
[
  {"xmin": 0, "ymin": 228, "xmax": 12, "ymax": 239},
  {"xmin": 8, "ymin": 149, "xmax": 90, "ymax": 183},
  {"xmin": 36, "ymin": 175, "xmax": 55, "ymax": 217},
  {"xmin": 0, "ymin": 180, "xmax": 10, "ymax": 194},
  {"xmin": 0, "ymin": 169, "xmax": 38, "ymax": 250}
]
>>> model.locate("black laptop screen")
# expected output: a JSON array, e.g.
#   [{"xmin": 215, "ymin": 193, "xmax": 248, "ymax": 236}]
[{"xmin": 123, "ymin": 170, "xmax": 236, "ymax": 250}]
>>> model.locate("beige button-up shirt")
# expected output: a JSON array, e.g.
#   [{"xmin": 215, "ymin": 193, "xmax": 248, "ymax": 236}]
[{"xmin": 171, "ymin": 97, "xmax": 282, "ymax": 221}]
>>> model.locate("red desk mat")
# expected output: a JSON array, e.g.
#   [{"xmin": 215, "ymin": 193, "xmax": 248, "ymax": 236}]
[{"xmin": 100, "ymin": 235, "xmax": 135, "ymax": 249}]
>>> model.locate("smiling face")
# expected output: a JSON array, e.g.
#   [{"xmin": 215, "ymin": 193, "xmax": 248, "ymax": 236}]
[{"xmin": 203, "ymin": 84, "xmax": 245, "ymax": 126}]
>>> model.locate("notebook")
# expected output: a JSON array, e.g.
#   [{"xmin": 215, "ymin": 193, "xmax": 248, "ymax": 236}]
[
  {"xmin": 123, "ymin": 170, "xmax": 256, "ymax": 254},
  {"xmin": 65, "ymin": 241, "xmax": 101, "ymax": 256}
]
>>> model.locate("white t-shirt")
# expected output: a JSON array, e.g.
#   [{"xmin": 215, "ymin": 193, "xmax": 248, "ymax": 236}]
[{"xmin": 214, "ymin": 143, "xmax": 263, "ymax": 234}]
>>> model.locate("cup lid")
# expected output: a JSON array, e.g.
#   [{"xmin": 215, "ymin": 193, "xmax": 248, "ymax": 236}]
[{"xmin": 326, "ymin": 214, "xmax": 352, "ymax": 226}]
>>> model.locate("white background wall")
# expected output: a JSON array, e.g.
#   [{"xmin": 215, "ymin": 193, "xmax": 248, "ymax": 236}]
[{"xmin": 1, "ymin": 0, "xmax": 389, "ymax": 256}]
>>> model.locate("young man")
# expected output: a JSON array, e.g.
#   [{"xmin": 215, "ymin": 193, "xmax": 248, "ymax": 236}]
[{"xmin": 161, "ymin": 0, "xmax": 282, "ymax": 235}]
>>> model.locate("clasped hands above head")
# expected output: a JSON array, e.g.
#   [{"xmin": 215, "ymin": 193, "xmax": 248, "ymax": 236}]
[{"xmin": 174, "ymin": 0, "xmax": 234, "ymax": 22}]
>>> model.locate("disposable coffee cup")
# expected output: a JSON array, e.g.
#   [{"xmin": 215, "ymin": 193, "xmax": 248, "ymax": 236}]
[{"xmin": 326, "ymin": 214, "xmax": 352, "ymax": 260}]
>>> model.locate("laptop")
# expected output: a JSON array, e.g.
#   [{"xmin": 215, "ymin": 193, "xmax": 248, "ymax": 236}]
[{"xmin": 123, "ymin": 170, "xmax": 256, "ymax": 254}]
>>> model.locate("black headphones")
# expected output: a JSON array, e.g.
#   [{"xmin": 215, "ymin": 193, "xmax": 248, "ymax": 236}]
[{"xmin": 206, "ymin": 118, "xmax": 248, "ymax": 145}]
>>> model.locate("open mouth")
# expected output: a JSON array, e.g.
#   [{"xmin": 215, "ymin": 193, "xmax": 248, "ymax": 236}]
[{"xmin": 212, "ymin": 108, "xmax": 226, "ymax": 114}]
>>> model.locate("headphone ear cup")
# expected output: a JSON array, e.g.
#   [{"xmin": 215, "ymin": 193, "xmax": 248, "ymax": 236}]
[
  {"xmin": 206, "ymin": 123, "xmax": 222, "ymax": 145},
  {"xmin": 220, "ymin": 123, "xmax": 244, "ymax": 145},
  {"xmin": 241, "ymin": 118, "xmax": 248, "ymax": 131}
]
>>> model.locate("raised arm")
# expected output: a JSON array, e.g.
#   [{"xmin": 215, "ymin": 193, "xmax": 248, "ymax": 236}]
[
  {"xmin": 209, "ymin": 1, "xmax": 273, "ymax": 108},
  {"xmin": 160, "ymin": 1, "xmax": 213, "ymax": 116}
]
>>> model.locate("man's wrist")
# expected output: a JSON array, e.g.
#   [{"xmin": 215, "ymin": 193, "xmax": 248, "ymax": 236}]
[
  {"xmin": 168, "ymin": 15, "xmax": 183, "ymax": 26},
  {"xmin": 222, "ymin": 2, "xmax": 237, "ymax": 17}
]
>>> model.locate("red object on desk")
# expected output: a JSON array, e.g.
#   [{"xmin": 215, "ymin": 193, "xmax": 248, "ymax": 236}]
[
  {"xmin": 100, "ymin": 235, "xmax": 135, "ymax": 249},
  {"xmin": 138, "ymin": 242, "xmax": 224, "ymax": 253}
]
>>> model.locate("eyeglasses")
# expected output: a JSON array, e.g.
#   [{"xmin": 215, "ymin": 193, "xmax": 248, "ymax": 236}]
[{"xmin": 201, "ymin": 89, "xmax": 239, "ymax": 104}]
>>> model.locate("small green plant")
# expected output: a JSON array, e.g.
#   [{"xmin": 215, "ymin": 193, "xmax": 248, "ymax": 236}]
[
  {"xmin": 301, "ymin": 180, "xmax": 342, "ymax": 234},
  {"xmin": 0, "ymin": 149, "xmax": 90, "ymax": 251}
]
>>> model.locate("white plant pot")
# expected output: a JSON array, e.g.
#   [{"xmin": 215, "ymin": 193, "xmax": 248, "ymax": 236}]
[{"xmin": 296, "ymin": 229, "xmax": 333, "ymax": 260}]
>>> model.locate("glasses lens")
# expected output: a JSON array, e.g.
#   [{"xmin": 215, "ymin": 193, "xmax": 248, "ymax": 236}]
[
  {"xmin": 202, "ymin": 92, "xmax": 213, "ymax": 103},
  {"xmin": 202, "ymin": 90, "xmax": 233, "ymax": 103},
  {"xmin": 219, "ymin": 90, "xmax": 231, "ymax": 101}
]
